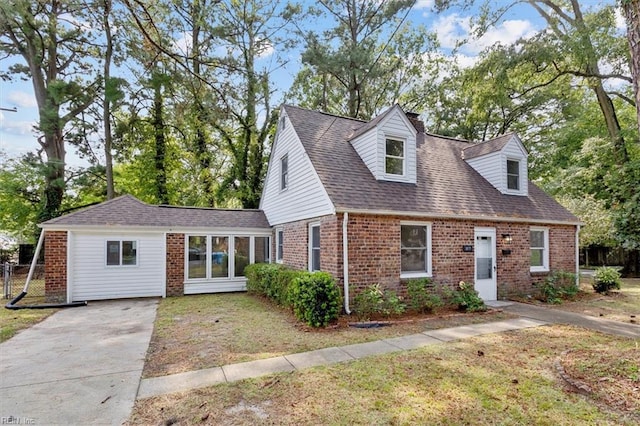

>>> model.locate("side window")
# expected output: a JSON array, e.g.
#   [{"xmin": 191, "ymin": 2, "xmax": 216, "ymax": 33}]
[
  {"xmin": 276, "ymin": 229, "xmax": 284, "ymax": 263},
  {"xmin": 106, "ymin": 240, "xmax": 137, "ymax": 266},
  {"xmin": 280, "ymin": 154, "xmax": 289, "ymax": 190},
  {"xmin": 309, "ymin": 224, "xmax": 320, "ymax": 271}
]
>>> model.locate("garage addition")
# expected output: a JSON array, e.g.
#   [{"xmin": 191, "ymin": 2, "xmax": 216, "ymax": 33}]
[{"xmin": 41, "ymin": 195, "xmax": 271, "ymax": 302}]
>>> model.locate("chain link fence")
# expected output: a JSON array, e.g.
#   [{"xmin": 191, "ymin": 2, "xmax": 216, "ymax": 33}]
[{"xmin": 2, "ymin": 263, "xmax": 46, "ymax": 303}]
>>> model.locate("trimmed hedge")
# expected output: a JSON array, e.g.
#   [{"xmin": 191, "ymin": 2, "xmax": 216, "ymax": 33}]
[
  {"xmin": 245, "ymin": 264, "xmax": 342, "ymax": 327},
  {"xmin": 290, "ymin": 272, "xmax": 341, "ymax": 327}
]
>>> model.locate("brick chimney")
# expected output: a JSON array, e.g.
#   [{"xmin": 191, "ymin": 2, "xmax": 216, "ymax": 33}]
[{"xmin": 406, "ymin": 111, "xmax": 425, "ymax": 133}]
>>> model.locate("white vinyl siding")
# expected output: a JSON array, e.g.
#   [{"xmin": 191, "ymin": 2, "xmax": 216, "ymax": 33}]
[
  {"xmin": 465, "ymin": 136, "xmax": 528, "ymax": 196},
  {"xmin": 69, "ymin": 231, "xmax": 164, "ymax": 302},
  {"xmin": 260, "ymin": 110, "xmax": 335, "ymax": 225},
  {"xmin": 349, "ymin": 106, "xmax": 417, "ymax": 183}
]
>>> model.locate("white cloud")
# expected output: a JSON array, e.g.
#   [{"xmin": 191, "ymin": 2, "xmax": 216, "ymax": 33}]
[
  {"xmin": 414, "ymin": 0, "xmax": 434, "ymax": 9},
  {"xmin": 433, "ymin": 14, "xmax": 537, "ymax": 55},
  {"xmin": 0, "ymin": 112, "xmax": 36, "ymax": 136},
  {"xmin": 7, "ymin": 91, "xmax": 37, "ymax": 108}
]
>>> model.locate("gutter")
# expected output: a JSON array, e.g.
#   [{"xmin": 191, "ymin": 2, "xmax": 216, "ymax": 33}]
[{"xmin": 342, "ymin": 212, "xmax": 351, "ymax": 314}]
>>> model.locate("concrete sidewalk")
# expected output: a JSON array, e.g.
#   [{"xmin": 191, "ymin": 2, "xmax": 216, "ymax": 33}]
[
  {"xmin": 496, "ymin": 301, "xmax": 640, "ymax": 339},
  {"xmin": 138, "ymin": 317, "xmax": 546, "ymax": 398},
  {"xmin": 0, "ymin": 299, "xmax": 158, "ymax": 426}
]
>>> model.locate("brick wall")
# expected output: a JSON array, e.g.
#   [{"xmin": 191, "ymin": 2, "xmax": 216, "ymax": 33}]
[
  {"xmin": 44, "ymin": 231, "xmax": 67, "ymax": 302},
  {"xmin": 166, "ymin": 233, "xmax": 185, "ymax": 296}
]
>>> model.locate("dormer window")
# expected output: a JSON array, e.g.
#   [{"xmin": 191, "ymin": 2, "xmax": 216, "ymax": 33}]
[
  {"xmin": 385, "ymin": 138, "xmax": 405, "ymax": 176},
  {"xmin": 507, "ymin": 159, "xmax": 520, "ymax": 190}
]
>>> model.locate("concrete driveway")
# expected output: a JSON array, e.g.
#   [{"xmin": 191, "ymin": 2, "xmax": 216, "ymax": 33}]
[{"xmin": 0, "ymin": 298, "xmax": 158, "ymax": 425}]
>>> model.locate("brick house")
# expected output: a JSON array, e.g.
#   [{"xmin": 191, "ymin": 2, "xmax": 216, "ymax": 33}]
[
  {"xmin": 40, "ymin": 104, "xmax": 579, "ymax": 307},
  {"xmin": 259, "ymin": 105, "xmax": 579, "ymax": 311}
]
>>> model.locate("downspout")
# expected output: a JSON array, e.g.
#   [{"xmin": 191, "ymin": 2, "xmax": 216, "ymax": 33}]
[
  {"xmin": 575, "ymin": 224, "xmax": 581, "ymax": 286},
  {"xmin": 5, "ymin": 230, "xmax": 87, "ymax": 310},
  {"xmin": 342, "ymin": 212, "xmax": 351, "ymax": 314}
]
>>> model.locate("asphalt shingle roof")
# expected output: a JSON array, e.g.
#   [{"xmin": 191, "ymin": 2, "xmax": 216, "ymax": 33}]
[
  {"xmin": 462, "ymin": 133, "xmax": 516, "ymax": 159},
  {"xmin": 284, "ymin": 105, "xmax": 578, "ymax": 223},
  {"xmin": 41, "ymin": 195, "xmax": 271, "ymax": 229}
]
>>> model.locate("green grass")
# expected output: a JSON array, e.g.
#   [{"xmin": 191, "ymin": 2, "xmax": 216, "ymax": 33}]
[
  {"xmin": 0, "ymin": 306, "xmax": 57, "ymax": 342},
  {"xmin": 129, "ymin": 325, "xmax": 638, "ymax": 425}
]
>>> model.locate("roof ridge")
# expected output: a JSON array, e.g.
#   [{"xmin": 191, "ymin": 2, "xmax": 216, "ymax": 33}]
[
  {"xmin": 283, "ymin": 104, "xmax": 366, "ymax": 124},
  {"xmin": 157, "ymin": 204, "xmax": 262, "ymax": 212}
]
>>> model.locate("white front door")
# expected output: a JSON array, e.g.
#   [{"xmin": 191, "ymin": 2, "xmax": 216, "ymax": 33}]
[{"xmin": 474, "ymin": 228, "xmax": 497, "ymax": 301}]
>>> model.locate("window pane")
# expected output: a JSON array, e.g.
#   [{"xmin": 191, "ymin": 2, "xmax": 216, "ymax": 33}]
[
  {"xmin": 188, "ymin": 236, "xmax": 207, "ymax": 279},
  {"xmin": 254, "ymin": 237, "xmax": 269, "ymax": 264},
  {"xmin": 234, "ymin": 237, "xmax": 250, "ymax": 277},
  {"xmin": 507, "ymin": 175, "xmax": 519, "ymax": 190},
  {"xmin": 401, "ymin": 225, "xmax": 426, "ymax": 248},
  {"xmin": 531, "ymin": 249, "xmax": 543, "ymax": 267},
  {"xmin": 401, "ymin": 248, "xmax": 426, "ymax": 272},
  {"xmin": 211, "ymin": 236, "xmax": 229, "ymax": 278},
  {"xmin": 507, "ymin": 160, "xmax": 519, "ymax": 174},
  {"xmin": 386, "ymin": 139, "xmax": 404, "ymax": 157},
  {"xmin": 106, "ymin": 241, "xmax": 120, "ymax": 266},
  {"xmin": 122, "ymin": 241, "xmax": 137, "ymax": 265},
  {"xmin": 530, "ymin": 230, "xmax": 544, "ymax": 248},
  {"xmin": 476, "ymin": 258, "xmax": 493, "ymax": 279},
  {"xmin": 310, "ymin": 225, "xmax": 321, "ymax": 271},
  {"xmin": 385, "ymin": 157, "xmax": 403, "ymax": 175},
  {"xmin": 277, "ymin": 230, "xmax": 284, "ymax": 260},
  {"xmin": 312, "ymin": 249, "xmax": 321, "ymax": 271},
  {"xmin": 507, "ymin": 160, "xmax": 519, "ymax": 190},
  {"xmin": 280, "ymin": 155, "xmax": 288, "ymax": 190}
]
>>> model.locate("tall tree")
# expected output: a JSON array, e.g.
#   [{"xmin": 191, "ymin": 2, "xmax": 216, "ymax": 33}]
[
  {"xmin": 621, "ymin": 0, "xmax": 640, "ymax": 131},
  {"xmin": 0, "ymin": 0, "xmax": 100, "ymax": 221},
  {"xmin": 292, "ymin": 0, "xmax": 433, "ymax": 120}
]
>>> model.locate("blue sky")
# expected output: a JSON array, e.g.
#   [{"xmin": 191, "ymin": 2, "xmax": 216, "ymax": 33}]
[{"xmin": 0, "ymin": 0, "xmax": 622, "ymax": 165}]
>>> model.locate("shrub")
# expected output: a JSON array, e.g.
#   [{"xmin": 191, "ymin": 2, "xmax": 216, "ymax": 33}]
[
  {"xmin": 447, "ymin": 281, "xmax": 487, "ymax": 312},
  {"xmin": 289, "ymin": 271, "xmax": 341, "ymax": 327},
  {"xmin": 353, "ymin": 284, "xmax": 406, "ymax": 320},
  {"xmin": 592, "ymin": 267, "xmax": 622, "ymax": 294},
  {"xmin": 244, "ymin": 263, "xmax": 305, "ymax": 307},
  {"xmin": 538, "ymin": 270, "xmax": 578, "ymax": 304},
  {"xmin": 406, "ymin": 278, "xmax": 444, "ymax": 313}
]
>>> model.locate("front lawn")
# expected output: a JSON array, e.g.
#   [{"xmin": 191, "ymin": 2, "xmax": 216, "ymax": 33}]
[
  {"xmin": 545, "ymin": 278, "xmax": 640, "ymax": 323},
  {"xmin": 142, "ymin": 293, "xmax": 513, "ymax": 378},
  {"xmin": 129, "ymin": 325, "xmax": 639, "ymax": 425},
  {"xmin": 0, "ymin": 306, "xmax": 57, "ymax": 342}
]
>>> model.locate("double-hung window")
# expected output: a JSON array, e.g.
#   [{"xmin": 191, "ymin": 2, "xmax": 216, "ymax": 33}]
[
  {"xmin": 507, "ymin": 159, "xmax": 520, "ymax": 191},
  {"xmin": 106, "ymin": 240, "xmax": 137, "ymax": 266},
  {"xmin": 385, "ymin": 138, "xmax": 405, "ymax": 176},
  {"xmin": 276, "ymin": 229, "xmax": 284, "ymax": 263},
  {"xmin": 530, "ymin": 227, "xmax": 549, "ymax": 272},
  {"xmin": 400, "ymin": 223, "xmax": 432, "ymax": 277},
  {"xmin": 309, "ymin": 223, "xmax": 321, "ymax": 271}
]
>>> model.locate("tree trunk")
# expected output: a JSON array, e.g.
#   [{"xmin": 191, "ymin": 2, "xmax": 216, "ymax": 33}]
[
  {"xmin": 103, "ymin": 0, "xmax": 115, "ymax": 199},
  {"xmin": 622, "ymin": 0, "xmax": 640, "ymax": 133},
  {"xmin": 152, "ymin": 73, "xmax": 169, "ymax": 204}
]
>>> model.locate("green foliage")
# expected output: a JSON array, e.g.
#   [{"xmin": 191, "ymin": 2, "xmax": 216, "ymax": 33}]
[
  {"xmin": 406, "ymin": 278, "xmax": 444, "ymax": 313},
  {"xmin": 244, "ymin": 263, "xmax": 305, "ymax": 307},
  {"xmin": 538, "ymin": 271, "xmax": 579, "ymax": 304},
  {"xmin": 289, "ymin": 272, "xmax": 341, "ymax": 328},
  {"xmin": 353, "ymin": 284, "xmax": 406, "ymax": 321},
  {"xmin": 592, "ymin": 267, "xmax": 622, "ymax": 294},
  {"xmin": 446, "ymin": 281, "xmax": 487, "ymax": 312}
]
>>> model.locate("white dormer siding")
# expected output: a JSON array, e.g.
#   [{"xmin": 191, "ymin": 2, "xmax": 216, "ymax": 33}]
[
  {"xmin": 464, "ymin": 135, "xmax": 529, "ymax": 196},
  {"xmin": 350, "ymin": 105, "xmax": 417, "ymax": 184},
  {"xmin": 260, "ymin": 109, "xmax": 335, "ymax": 226}
]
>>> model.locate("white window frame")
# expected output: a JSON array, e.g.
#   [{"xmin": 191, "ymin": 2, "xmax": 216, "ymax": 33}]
[
  {"xmin": 384, "ymin": 137, "xmax": 406, "ymax": 177},
  {"xmin": 400, "ymin": 221, "xmax": 432, "ymax": 279},
  {"xmin": 506, "ymin": 158, "xmax": 521, "ymax": 191},
  {"xmin": 530, "ymin": 227, "xmax": 549, "ymax": 272},
  {"xmin": 105, "ymin": 239, "xmax": 138, "ymax": 267},
  {"xmin": 276, "ymin": 228, "xmax": 284, "ymax": 263},
  {"xmin": 280, "ymin": 154, "xmax": 289, "ymax": 191},
  {"xmin": 308, "ymin": 223, "xmax": 321, "ymax": 272}
]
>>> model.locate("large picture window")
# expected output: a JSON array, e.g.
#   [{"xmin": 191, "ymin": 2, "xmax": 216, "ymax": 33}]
[
  {"xmin": 385, "ymin": 138, "xmax": 405, "ymax": 176},
  {"xmin": 106, "ymin": 240, "xmax": 137, "ymax": 266},
  {"xmin": 400, "ymin": 223, "xmax": 431, "ymax": 277},
  {"xmin": 530, "ymin": 227, "xmax": 549, "ymax": 272},
  {"xmin": 186, "ymin": 235, "xmax": 270, "ymax": 280}
]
